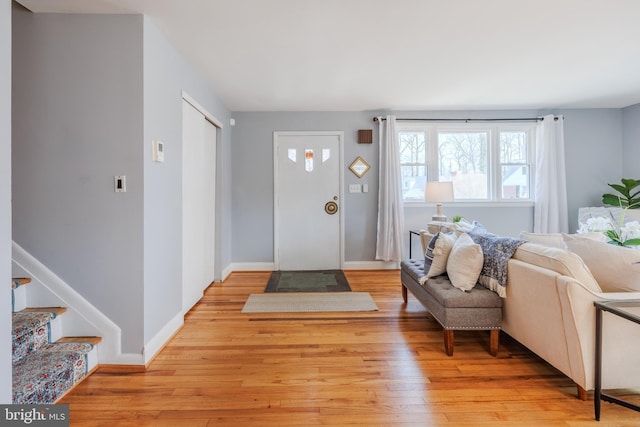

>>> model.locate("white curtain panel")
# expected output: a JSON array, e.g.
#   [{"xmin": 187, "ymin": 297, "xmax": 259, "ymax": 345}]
[
  {"xmin": 534, "ymin": 114, "xmax": 569, "ymax": 233},
  {"xmin": 375, "ymin": 115, "xmax": 406, "ymax": 261}
]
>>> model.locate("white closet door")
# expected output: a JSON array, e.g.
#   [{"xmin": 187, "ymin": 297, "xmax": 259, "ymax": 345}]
[{"xmin": 182, "ymin": 99, "xmax": 216, "ymax": 313}]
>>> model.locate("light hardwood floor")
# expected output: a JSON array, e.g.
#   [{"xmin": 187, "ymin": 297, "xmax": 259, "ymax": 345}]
[{"xmin": 61, "ymin": 270, "xmax": 640, "ymax": 426}]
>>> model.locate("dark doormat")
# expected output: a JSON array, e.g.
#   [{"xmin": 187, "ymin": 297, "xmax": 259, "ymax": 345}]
[{"xmin": 264, "ymin": 270, "xmax": 351, "ymax": 293}]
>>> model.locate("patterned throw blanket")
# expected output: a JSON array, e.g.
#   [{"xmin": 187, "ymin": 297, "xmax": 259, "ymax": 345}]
[{"xmin": 468, "ymin": 230, "xmax": 525, "ymax": 298}]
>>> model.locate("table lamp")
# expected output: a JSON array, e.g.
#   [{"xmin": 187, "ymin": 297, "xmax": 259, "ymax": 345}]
[{"xmin": 425, "ymin": 181, "xmax": 454, "ymax": 222}]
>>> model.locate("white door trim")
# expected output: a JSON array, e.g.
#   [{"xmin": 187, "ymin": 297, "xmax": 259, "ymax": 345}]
[
  {"xmin": 182, "ymin": 90, "xmax": 223, "ymax": 129},
  {"xmin": 273, "ymin": 131, "xmax": 345, "ymax": 270}
]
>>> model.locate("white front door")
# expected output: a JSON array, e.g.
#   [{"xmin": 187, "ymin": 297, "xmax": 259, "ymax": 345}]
[{"xmin": 274, "ymin": 132, "xmax": 344, "ymax": 270}]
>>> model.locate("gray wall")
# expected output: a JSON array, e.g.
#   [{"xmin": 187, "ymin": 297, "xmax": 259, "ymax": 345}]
[
  {"xmin": 563, "ymin": 109, "xmax": 624, "ymax": 226},
  {"xmin": 11, "ymin": 10, "xmax": 233, "ymax": 355},
  {"xmin": 12, "ymin": 11, "xmax": 145, "ymax": 352},
  {"xmin": 623, "ymin": 103, "xmax": 640, "ymax": 178},
  {"xmin": 232, "ymin": 109, "xmax": 624, "ymax": 263},
  {"xmin": 231, "ymin": 111, "xmax": 381, "ymax": 263},
  {"xmin": 142, "ymin": 17, "xmax": 232, "ymax": 343},
  {"xmin": 1, "ymin": 0, "xmax": 11, "ymax": 404}
]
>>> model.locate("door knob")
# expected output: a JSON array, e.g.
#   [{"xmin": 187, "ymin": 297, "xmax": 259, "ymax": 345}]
[{"xmin": 325, "ymin": 201, "xmax": 338, "ymax": 215}]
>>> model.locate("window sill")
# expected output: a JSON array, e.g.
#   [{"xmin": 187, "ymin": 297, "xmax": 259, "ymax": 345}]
[{"xmin": 404, "ymin": 201, "xmax": 535, "ymax": 208}]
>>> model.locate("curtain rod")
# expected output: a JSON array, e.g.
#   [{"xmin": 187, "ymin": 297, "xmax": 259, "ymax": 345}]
[{"xmin": 373, "ymin": 116, "xmax": 559, "ymax": 123}]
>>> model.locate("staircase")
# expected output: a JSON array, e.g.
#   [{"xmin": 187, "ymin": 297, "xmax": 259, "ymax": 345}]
[{"xmin": 11, "ymin": 277, "xmax": 101, "ymax": 404}]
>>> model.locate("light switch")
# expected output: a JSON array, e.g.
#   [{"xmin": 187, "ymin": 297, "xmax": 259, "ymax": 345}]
[
  {"xmin": 115, "ymin": 176, "xmax": 126, "ymax": 193},
  {"xmin": 349, "ymin": 184, "xmax": 362, "ymax": 193}
]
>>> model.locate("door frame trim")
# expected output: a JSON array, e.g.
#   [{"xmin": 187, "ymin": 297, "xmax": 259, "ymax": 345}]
[{"xmin": 273, "ymin": 131, "xmax": 345, "ymax": 270}]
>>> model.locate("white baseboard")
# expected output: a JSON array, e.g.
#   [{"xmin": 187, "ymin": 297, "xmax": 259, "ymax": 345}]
[
  {"xmin": 343, "ymin": 261, "xmax": 399, "ymax": 270},
  {"xmin": 226, "ymin": 262, "xmax": 275, "ymax": 274},
  {"xmin": 221, "ymin": 264, "xmax": 234, "ymax": 281},
  {"xmin": 223, "ymin": 261, "xmax": 398, "ymax": 273},
  {"xmin": 143, "ymin": 312, "xmax": 184, "ymax": 365}
]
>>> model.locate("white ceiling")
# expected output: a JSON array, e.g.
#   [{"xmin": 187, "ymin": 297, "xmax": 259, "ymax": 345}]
[{"xmin": 16, "ymin": 0, "xmax": 640, "ymax": 112}]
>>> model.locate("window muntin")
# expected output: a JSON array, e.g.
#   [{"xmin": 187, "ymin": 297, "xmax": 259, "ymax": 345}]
[
  {"xmin": 398, "ymin": 123, "xmax": 534, "ymax": 202},
  {"xmin": 499, "ymin": 131, "xmax": 530, "ymax": 199},
  {"xmin": 399, "ymin": 131, "xmax": 428, "ymax": 200},
  {"xmin": 438, "ymin": 131, "xmax": 488, "ymax": 200}
]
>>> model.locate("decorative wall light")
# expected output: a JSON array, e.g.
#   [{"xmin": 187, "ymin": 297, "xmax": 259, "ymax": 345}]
[
  {"xmin": 358, "ymin": 129, "xmax": 373, "ymax": 144},
  {"xmin": 349, "ymin": 156, "xmax": 371, "ymax": 178}
]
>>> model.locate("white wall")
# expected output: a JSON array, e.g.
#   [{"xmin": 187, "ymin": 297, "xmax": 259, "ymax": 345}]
[{"xmin": 1, "ymin": 0, "xmax": 12, "ymax": 404}]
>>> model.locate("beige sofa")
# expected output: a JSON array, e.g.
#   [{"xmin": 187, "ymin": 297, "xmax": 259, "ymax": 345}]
[
  {"xmin": 503, "ymin": 240, "xmax": 640, "ymax": 399},
  {"xmin": 418, "ymin": 224, "xmax": 640, "ymax": 399}
]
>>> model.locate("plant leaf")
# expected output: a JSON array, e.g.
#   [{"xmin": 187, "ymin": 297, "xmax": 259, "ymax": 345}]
[
  {"xmin": 605, "ymin": 230, "xmax": 621, "ymax": 242},
  {"xmin": 603, "ymin": 194, "xmax": 623, "ymax": 207},
  {"xmin": 623, "ymin": 238, "xmax": 640, "ymax": 247},
  {"xmin": 608, "ymin": 183, "xmax": 631, "ymax": 197},
  {"xmin": 629, "ymin": 188, "xmax": 640, "ymax": 199},
  {"xmin": 621, "ymin": 178, "xmax": 640, "ymax": 190}
]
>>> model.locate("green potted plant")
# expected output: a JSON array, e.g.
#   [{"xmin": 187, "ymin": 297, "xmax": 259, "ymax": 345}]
[{"xmin": 602, "ymin": 178, "xmax": 640, "ymax": 208}]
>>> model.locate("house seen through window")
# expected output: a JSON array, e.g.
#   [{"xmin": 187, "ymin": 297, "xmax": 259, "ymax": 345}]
[{"xmin": 399, "ymin": 123, "xmax": 535, "ymax": 202}]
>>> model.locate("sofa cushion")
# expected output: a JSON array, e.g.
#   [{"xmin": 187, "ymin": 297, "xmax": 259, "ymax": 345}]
[
  {"xmin": 512, "ymin": 242, "xmax": 602, "ymax": 293},
  {"xmin": 402, "ymin": 259, "xmax": 425, "ymax": 283},
  {"xmin": 519, "ymin": 232, "xmax": 566, "ymax": 249},
  {"xmin": 421, "ymin": 275, "xmax": 502, "ymax": 309},
  {"xmin": 446, "ymin": 233, "xmax": 483, "ymax": 292},
  {"xmin": 563, "ymin": 234, "xmax": 640, "ymax": 293}
]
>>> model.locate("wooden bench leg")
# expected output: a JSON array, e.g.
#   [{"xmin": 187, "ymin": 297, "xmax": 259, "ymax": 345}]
[
  {"xmin": 489, "ymin": 330, "xmax": 499, "ymax": 357},
  {"xmin": 401, "ymin": 285, "xmax": 408, "ymax": 303},
  {"xmin": 577, "ymin": 384, "xmax": 588, "ymax": 401},
  {"xmin": 444, "ymin": 330, "xmax": 454, "ymax": 356}
]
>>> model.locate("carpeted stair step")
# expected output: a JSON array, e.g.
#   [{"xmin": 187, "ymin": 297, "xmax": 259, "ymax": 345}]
[
  {"xmin": 12, "ymin": 341, "xmax": 95, "ymax": 404},
  {"xmin": 57, "ymin": 336, "xmax": 102, "ymax": 372},
  {"xmin": 12, "ymin": 277, "xmax": 31, "ymax": 289},
  {"xmin": 9, "ymin": 276, "xmax": 103, "ymax": 404},
  {"xmin": 12, "ymin": 308, "xmax": 67, "ymax": 365},
  {"xmin": 11, "ymin": 277, "xmax": 32, "ymax": 312}
]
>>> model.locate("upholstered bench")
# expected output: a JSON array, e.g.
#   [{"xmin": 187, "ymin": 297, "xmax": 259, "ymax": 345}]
[{"xmin": 400, "ymin": 259, "xmax": 502, "ymax": 356}]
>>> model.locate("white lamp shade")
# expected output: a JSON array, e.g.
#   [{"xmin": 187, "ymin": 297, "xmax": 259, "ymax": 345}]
[{"xmin": 424, "ymin": 181, "xmax": 454, "ymax": 203}]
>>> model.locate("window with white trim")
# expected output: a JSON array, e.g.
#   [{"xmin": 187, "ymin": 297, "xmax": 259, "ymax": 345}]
[{"xmin": 399, "ymin": 123, "xmax": 536, "ymax": 202}]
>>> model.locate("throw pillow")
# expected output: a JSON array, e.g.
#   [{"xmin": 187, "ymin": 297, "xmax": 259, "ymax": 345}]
[
  {"xmin": 423, "ymin": 232, "xmax": 439, "ymax": 275},
  {"xmin": 519, "ymin": 232, "xmax": 567, "ymax": 249},
  {"xmin": 446, "ymin": 233, "xmax": 483, "ymax": 292},
  {"xmin": 426, "ymin": 231, "xmax": 458, "ymax": 278},
  {"xmin": 563, "ymin": 234, "xmax": 640, "ymax": 293},
  {"xmin": 470, "ymin": 221, "xmax": 488, "ymax": 234},
  {"xmin": 453, "ymin": 218, "xmax": 475, "ymax": 232},
  {"xmin": 426, "ymin": 221, "xmax": 457, "ymax": 235},
  {"xmin": 469, "ymin": 231, "xmax": 525, "ymax": 297}
]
